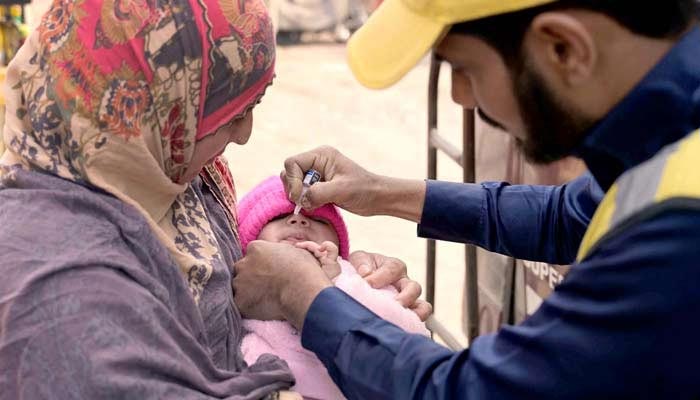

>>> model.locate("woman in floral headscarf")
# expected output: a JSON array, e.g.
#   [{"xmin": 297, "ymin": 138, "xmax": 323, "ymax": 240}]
[{"xmin": 0, "ymin": 0, "xmax": 300, "ymax": 397}]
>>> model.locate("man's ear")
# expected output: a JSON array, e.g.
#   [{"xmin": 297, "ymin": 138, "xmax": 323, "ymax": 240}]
[{"xmin": 525, "ymin": 11, "xmax": 597, "ymax": 87}]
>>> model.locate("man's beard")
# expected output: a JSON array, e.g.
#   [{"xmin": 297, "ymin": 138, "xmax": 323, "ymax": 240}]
[{"xmin": 511, "ymin": 59, "xmax": 595, "ymax": 164}]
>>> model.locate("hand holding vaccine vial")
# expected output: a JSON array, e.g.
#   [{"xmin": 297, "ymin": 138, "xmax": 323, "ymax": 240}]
[{"xmin": 293, "ymin": 169, "xmax": 321, "ymax": 214}]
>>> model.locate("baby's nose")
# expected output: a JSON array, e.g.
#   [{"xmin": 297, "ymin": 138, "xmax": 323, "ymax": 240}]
[{"xmin": 286, "ymin": 214, "xmax": 310, "ymax": 227}]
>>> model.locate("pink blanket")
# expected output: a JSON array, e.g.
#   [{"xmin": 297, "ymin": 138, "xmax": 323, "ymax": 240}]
[{"xmin": 241, "ymin": 259, "xmax": 429, "ymax": 399}]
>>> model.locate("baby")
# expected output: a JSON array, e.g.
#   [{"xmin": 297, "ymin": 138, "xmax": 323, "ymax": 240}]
[{"xmin": 237, "ymin": 176, "xmax": 429, "ymax": 400}]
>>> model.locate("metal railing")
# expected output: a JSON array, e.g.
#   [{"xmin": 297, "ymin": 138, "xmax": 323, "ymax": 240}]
[{"xmin": 426, "ymin": 53, "xmax": 480, "ymax": 345}]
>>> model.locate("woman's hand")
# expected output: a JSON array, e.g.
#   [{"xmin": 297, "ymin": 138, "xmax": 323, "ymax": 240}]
[
  {"xmin": 295, "ymin": 241, "xmax": 342, "ymax": 280},
  {"xmin": 349, "ymin": 250, "xmax": 433, "ymax": 321}
]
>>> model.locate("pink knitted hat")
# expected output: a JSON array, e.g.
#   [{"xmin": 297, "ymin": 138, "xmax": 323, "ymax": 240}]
[{"xmin": 237, "ymin": 176, "xmax": 350, "ymax": 259}]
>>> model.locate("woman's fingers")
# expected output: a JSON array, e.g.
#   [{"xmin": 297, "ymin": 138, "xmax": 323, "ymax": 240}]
[
  {"xmin": 393, "ymin": 277, "xmax": 422, "ymax": 308},
  {"xmin": 410, "ymin": 299, "xmax": 433, "ymax": 322},
  {"xmin": 348, "ymin": 250, "xmax": 375, "ymax": 277},
  {"xmin": 364, "ymin": 255, "xmax": 407, "ymax": 289},
  {"xmin": 348, "ymin": 250, "xmax": 431, "ymax": 320}
]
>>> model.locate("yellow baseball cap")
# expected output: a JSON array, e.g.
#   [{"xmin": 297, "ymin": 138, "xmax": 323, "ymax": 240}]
[{"xmin": 347, "ymin": 0, "xmax": 556, "ymax": 89}]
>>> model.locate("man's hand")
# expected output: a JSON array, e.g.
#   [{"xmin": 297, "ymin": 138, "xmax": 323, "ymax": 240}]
[
  {"xmin": 233, "ymin": 241, "xmax": 333, "ymax": 328},
  {"xmin": 281, "ymin": 146, "xmax": 381, "ymax": 216},
  {"xmin": 349, "ymin": 250, "xmax": 433, "ymax": 321},
  {"xmin": 281, "ymin": 146, "xmax": 427, "ymax": 221}
]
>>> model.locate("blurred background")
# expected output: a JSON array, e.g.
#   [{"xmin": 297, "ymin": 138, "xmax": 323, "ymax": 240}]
[
  {"xmin": 1, "ymin": 0, "xmax": 587, "ymax": 348},
  {"xmin": 267, "ymin": 0, "xmax": 377, "ymax": 44}
]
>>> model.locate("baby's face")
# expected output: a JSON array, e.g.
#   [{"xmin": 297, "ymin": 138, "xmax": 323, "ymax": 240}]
[{"xmin": 258, "ymin": 213, "xmax": 339, "ymax": 247}]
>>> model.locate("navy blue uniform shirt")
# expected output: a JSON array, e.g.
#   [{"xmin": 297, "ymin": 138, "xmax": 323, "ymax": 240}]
[{"xmin": 301, "ymin": 26, "xmax": 700, "ymax": 399}]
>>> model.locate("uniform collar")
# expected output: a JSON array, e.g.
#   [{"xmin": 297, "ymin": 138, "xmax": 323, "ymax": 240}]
[{"xmin": 574, "ymin": 26, "xmax": 700, "ymax": 190}]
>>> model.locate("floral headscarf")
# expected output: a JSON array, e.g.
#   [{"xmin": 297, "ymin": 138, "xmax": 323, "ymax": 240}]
[{"xmin": 0, "ymin": 0, "xmax": 275, "ymax": 302}]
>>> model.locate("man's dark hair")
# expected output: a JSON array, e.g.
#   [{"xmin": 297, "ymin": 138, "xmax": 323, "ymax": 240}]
[{"xmin": 450, "ymin": 1, "xmax": 699, "ymax": 67}]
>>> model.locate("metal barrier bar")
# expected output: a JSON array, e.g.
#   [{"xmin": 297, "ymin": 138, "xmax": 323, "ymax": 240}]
[
  {"xmin": 426, "ymin": 316, "xmax": 464, "ymax": 351},
  {"xmin": 429, "ymin": 129, "xmax": 463, "ymax": 165},
  {"xmin": 426, "ymin": 53, "xmax": 440, "ymax": 307},
  {"xmin": 426, "ymin": 53, "xmax": 480, "ymax": 344},
  {"xmin": 462, "ymin": 109, "xmax": 479, "ymax": 343}
]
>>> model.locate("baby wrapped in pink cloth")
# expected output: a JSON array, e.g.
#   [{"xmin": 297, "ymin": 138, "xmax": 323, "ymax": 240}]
[{"xmin": 237, "ymin": 176, "xmax": 429, "ymax": 400}]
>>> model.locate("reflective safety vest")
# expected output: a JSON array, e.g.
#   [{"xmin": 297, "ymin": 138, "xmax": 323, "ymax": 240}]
[{"xmin": 577, "ymin": 129, "xmax": 700, "ymax": 262}]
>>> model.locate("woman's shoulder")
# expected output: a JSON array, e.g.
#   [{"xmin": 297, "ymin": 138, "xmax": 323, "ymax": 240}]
[
  {"xmin": 0, "ymin": 169, "xmax": 197, "ymax": 326},
  {"xmin": 0, "ymin": 169, "xmax": 176, "ymax": 287},
  {"xmin": 1, "ymin": 169, "xmax": 143, "ymax": 250}
]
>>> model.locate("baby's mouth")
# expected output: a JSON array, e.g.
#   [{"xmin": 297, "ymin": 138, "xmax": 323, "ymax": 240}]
[{"xmin": 280, "ymin": 234, "xmax": 308, "ymax": 244}]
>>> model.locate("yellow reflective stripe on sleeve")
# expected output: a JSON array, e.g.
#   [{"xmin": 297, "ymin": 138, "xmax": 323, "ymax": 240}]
[
  {"xmin": 576, "ymin": 130, "xmax": 700, "ymax": 262},
  {"xmin": 655, "ymin": 130, "xmax": 700, "ymax": 202}
]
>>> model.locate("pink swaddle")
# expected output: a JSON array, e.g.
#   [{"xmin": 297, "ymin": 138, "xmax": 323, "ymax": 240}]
[{"xmin": 241, "ymin": 259, "xmax": 429, "ymax": 400}]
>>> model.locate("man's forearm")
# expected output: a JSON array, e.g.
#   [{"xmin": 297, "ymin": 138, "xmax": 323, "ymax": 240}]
[
  {"xmin": 280, "ymin": 279, "xmax": 332, "ymax": 331},
  {"xmin": 371, "ymin": 176, "xmax": 426, "ymax": 222},
  {"xmin": 417, "ymin": 175, "xmax": 602, "ymax": 264}
]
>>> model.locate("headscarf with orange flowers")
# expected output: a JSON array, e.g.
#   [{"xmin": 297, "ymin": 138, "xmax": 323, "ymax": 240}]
[{"xmin": 0, "ymin": 0, "xmax": 275, "ymax": 302}]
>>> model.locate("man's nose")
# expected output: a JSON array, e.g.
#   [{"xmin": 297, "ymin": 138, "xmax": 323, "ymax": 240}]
[
  {"xmin": 286, "ymin": 214, "xmax": 310, "ymax": 227},
  {"xmin": 451, "ymin": 69, "xmax": 476, "ymax": 109}
]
